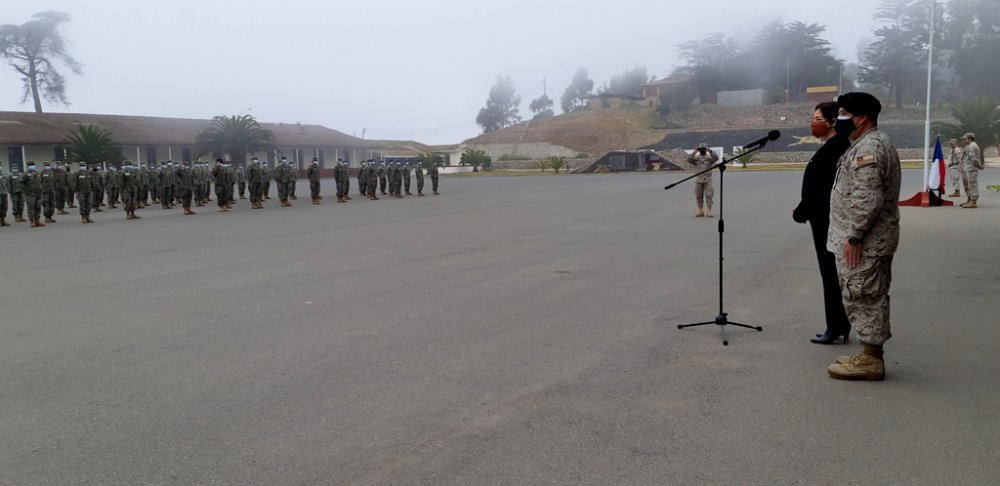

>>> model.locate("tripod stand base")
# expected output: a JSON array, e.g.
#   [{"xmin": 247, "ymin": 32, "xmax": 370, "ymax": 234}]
[{"xmin": 677, "ymin": 313, "xmax": 763, "ymax": 345}]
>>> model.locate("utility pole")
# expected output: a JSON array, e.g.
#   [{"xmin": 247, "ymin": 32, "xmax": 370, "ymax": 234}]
[{"xmin": 786, "ymin": 58, "xmax": 791, "ymax": 103}]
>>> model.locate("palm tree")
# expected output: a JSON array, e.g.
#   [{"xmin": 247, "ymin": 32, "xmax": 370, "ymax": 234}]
[
  {"xmin": 460, "ymin": 148, "xmax": 489, "ymax": 172},
  {"xmin": 547, "ymin": 156, "xmax": 566, "ymax": 174},
  {"xmin": 415, "ymin": 152, "xmax": 442, "ymax": 169},
  {"xmin": 934, "ymin": 97, "xmax": 1000, "ymax": 153},
  {"xmin": 733, "ymin": 147, "xmax": 758, "ymax": 168},
  {"xmin": 194, "ymin": 114, "xmax": 275, "ymax": 163},
  {"xmin": 64, "ymin": 123, "xmax": 121, "ymax": 164}
]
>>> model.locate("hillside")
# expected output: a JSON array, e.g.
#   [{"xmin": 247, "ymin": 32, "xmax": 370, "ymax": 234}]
[{"xmin": 464, "ymin": 102, "xmax": 954, "ymax": 158}]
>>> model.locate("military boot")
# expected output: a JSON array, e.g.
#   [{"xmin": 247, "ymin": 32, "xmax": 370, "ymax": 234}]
[
  {"xmin": 960, "ymin": 200, "xmax": 977, "ymax": 208},
  {"xmin": 58, "ymin": 208, "xmax": 68, "ymax": 215},
  {"xmin": 706, "ymin": 208, "xmax": 714, "ymax": 218},
  {"xmin": 86, "ymin": 215, "xmax": 94, "ymax": 223},
  {"xmin": 0, "ymin": 218, "xmax": 9, "ymax": 226},
  {"xmin": 695, "ymin": 208, "xmax": 704, "ymax": 217},
  {"xmin": 81, "ymin": 215, "xmax": 88, "ymax": 224},
  {"xmin": 828, "ymin": 343, "xmax": 885, "ymax": 381},
  {"xmin": 132, "ymin": 211, "xmax": 141, "ymax": 219},
  {"xmin": 949, "ymin": 190, "xmax": 961, "ymax": 197},
  {"xmin": 45, "ymin": 217, "xmax": 56, "ymax": 223},
  {"xmin": 15, "ymin": 215, "xmax": 26, "ymax": 222},
  {"xmin": 35, "ymin": 217, "xmax": 46, "ymax": 227}
]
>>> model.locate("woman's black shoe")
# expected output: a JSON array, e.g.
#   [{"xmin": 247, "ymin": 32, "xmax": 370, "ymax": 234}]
[{"xmin": 810, "ymin": 330, "xmax": 849, "ymax": 344}]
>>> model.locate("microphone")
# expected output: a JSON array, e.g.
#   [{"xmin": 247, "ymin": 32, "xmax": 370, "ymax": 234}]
[{"xmin": 742, "ymin": 130, "xmax": 781, "ymax": 149}]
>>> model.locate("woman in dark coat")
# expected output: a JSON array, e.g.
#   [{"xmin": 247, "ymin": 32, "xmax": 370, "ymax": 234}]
[{"xmin": 793, "ymin": 102, "xmax": 852, "ymax": 345}]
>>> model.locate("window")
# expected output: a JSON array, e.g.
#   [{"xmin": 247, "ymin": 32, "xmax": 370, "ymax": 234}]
[
  {"xmin": 317, "ymin": 149, "xmax": 325, "ymax": 168},
  {"xmin": 181, "ymin": 148, "xmax": 192, "ymax": 162},
  {"xmin": 7, "ymin": 146, "xmax": 24, "ymax": 172},
  {"xmin": 54, "ymin": 146, "xmax": 67, "ymax": 161},
  {"xmin": 146, "ymin": 147, "xmax": 157, "ymax": 164}
]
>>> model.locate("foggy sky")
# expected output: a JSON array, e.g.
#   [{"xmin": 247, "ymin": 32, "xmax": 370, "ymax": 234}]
[{"xmin": 1, "ymin": 0, "xmax": 880, "ymax": 145}]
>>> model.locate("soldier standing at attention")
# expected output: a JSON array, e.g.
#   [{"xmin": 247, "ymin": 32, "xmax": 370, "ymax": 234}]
[
  {"xmin": 377, "ymin": 162, "xmax": 388, "ymax": 195},
  {"xmin": 22, "ymin": 162, "xmax": 46, "ymax": 227},
  {"xmin": 307, "ymin": 158, "xmax": 322, "ymax": 204},
  {"xmin": 9, "ymin": 166, "xmax": 26, "ymax": 222},
  {"xmin": 386, "ymin": 162, "xmax": 397, "ymax": 198},
  {"xmin": 687, "ymin": 143, "xmax": 717, "ymax": 217},
  {"xmin": 365, "ymin": 161, "xmax": 379, "ymax": 200},
  {"xmin": 276, "ymin": 157, "xmax": 292, "ymax": 207},
  {"xmin": 414, "ymin": 160, "xmax": 425, "ymax": 196},
  {"xmin": 430, "ymin": 161, "xmax": 441, "ymax": 195},
  {"xmin": 122, "ymin": 161, "xmax": 141, "ymax": 220},
  {"xmin": 54, "ymin": 162, "xmax": 69, "ymax": 215},
  {"xmin": 403, "ymin": 162, "xmax": 413, "ymax": 195},
  {"xmin": 355, "ymin": 161, "xmax": 365, "ymax": 197},
  {"xmin": 959, "ymin": 133, "xmax": 983, "ymax": 209},
  {"xmin": 947, "ymin": 139, "xmax": 962, "ymax": 198},
  {"xmin": 236, "ymin": 163, "xmax": 247, "ymax": 200},
  {"xmin": 108, "ymin": 165, "xmax": 122, "ymax": 209},
  {"xmin": 212, "ymin": 160, "xmax": 229, "ymax": 212},
  {"xmin": 66, "ymin": 162, "xmax": 78, "ymax": 208},
  {"xmin": 261, "ymin": 160, "xmax": 272, "ymax": 200},
  {"xmin": 248, "ymin": 157, "xmax": 263, "ymax": 209},
  {"xmin": 159, "ymin": 162, "xmax": 173, "ymax": 209},
  {"xmin": 75, "ymin": 162, "xmax": 96, "ymax": 223},
  {"xmin": 148, "ymin": 164, "xmax": 160, "ymax": 204},
  {"xmin": 288, "ymin": 160, "xmax": 298, "ymax": 200},
  {"xmin": 0, "ymin": 167, "xmax": 10, "ymax": 226},
  {"xmin": 825, "ymin": 92, "xmax": 901, "ymax": 381},
  {"xmin": 176, "ymin": 161, "xmax": 196, "ymax": 215},
  {"xmin": 40, "ymin": 162, "xmax": 58, "ymax": 224},
  {"xmin": 137, "ymin": 163, "xmax": 149, "ymax": 208}
]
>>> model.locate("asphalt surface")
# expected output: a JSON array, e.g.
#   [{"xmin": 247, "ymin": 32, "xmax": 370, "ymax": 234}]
[{"xmin": 1, "ymin": 170, "xmax": 998, "ymax": 485}]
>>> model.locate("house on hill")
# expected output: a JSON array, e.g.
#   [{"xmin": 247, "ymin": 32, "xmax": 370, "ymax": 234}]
[
  {"xmin": 640, "ymin": 75, "xmax": 694, "ymax": 104},
  {"xmin": 0, "ymin": 111, "xmax": 380, "ymax": 173}
]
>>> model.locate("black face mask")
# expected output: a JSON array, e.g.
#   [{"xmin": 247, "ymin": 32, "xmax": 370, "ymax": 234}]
[
  {"xmin": 834, "ymin": 116, "xmax": 856, "ymax": 137},
  {"xmin": 698, "ymin": 148, "xmax": 707, "ymax": 155}
]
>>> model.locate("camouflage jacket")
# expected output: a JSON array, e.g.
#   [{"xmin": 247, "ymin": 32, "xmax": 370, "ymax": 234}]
[
  {"xmin": 827, "ymin": 128, "xmax": 901, "ymax": 257},
  {"xmin": 686, "ymin": 151, "xmax": 718, "ymax": 183},
  {"xmin": 308, "ymin": 165, "xmax": 322, "ymax": 182}
]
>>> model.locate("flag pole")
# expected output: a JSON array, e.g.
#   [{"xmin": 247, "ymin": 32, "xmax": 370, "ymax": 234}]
[{"xmin": 922, "ymin": 0, "xmax": 935, "ymax": 192}]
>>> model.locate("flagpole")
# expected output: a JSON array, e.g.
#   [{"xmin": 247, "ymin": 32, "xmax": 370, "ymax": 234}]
[{"xmin": 922, "ymin": 1, "xmax": 935, "ymax": 191}]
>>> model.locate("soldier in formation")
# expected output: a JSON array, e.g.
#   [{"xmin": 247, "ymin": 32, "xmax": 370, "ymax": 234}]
[
  {"xmin": 402, "ymin": 162, "xmax": 413, "ymax": 195},
  {"xmin": 248, "ymin": 157, "xmax": 265, "ymax": 209},
  {"xmin": 307, "ymin": 158, "xmax": 322, "ymax": 204},
  {"xmin": 177, "ymin": 161, "xmax": 196, "ymax": 215},
  {"xmin": 75, "ymin": 162, "xmax": 96, "ymax": 223},
  {"xmin": 0, "ymin": 166, "xmax": 9, "ymax": 226},
  {"xmin": 275, "ymin": 157, "xmax": 293, "ymax": 207},
  {"xmin": 430, "ymin": 161, "xmax": 441, "ymax": 195},
  {"xmin": 414, "ymin": 160, "xmax": 425, "ymax": 196},
  {"xmin": 236, "ymin": 164, "xmax": 247, "ymax": 200},
  {"xmin": 23, "ymin": 162, "xmax": 47, "ymax": 227},
  {"xmin": 288, "ymin": 161, "xmax": 298, "ymax": 200},
  {"xmin": 377, "ymin": 162, "xmax": 388, "ymax": 195},
  {"xmin": 54, "ymin": 162, "xmax": 70, "ymax": 215},
  {"xmin": 40, "ymin": 162, "xmax": 58, "ymax": 224},
  {"xmin": 959, "ymin": 132, "xmax": 983, "ymax": 209},
  {"xmin": 686, "ymin": 143, "xmax": 717, "ymax": 217},
  {"xmin": 122, "ymin": 161, "xmax": 141, "ymax": 220}
]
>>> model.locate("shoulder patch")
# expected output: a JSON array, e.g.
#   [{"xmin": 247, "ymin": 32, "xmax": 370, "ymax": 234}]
[{"xmin": 856, "ymin": 154, "xmax": 875, "ymax": 167}]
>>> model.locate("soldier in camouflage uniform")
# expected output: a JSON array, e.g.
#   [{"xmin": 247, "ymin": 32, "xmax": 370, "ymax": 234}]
[
  {"xmin": 40, "ymin": 162, "xmax": 57, "ymax": 223},
  {"xmin": 825, "ymin": 92, "xmax": 901, "ymax": 382},
  {"xmin": 414, "ymin": 160, "xmax": 425, "ymax": 196},
  {"xmin": 0, "ymin": 167, "xmax": 10, "ymax": 226},
  {"xmin": 236, "ymin": 163, "xmax": 247, "ymax": 199},
  {"xmin": 288, "ymin": 160, "xmax": 298, "ymax": 200},
  {"xmin": 23, "ymin": 162, "xmax": 47, "ymax": 227},
  {"xmin": 160, "ymin": 162, "xmax": 175, "ymax": 209},
  {"xmin": 106, "ymin": 165, "xmax": 120, "ymax": 209},
  {"xmin": 357, "ymin": 161, "xmax": 368, "ymax": 197},
  {"xmin": 307, "ymin": 158, "xmax": 322, "ymax": 204},
  {"xmin": 366, "ymin": 161, "xmax": 380, "ymax": 200},
  {"xmin": 148, "ymin": 164, "xmax": 160, "ymax": 204},
  {"xmin": 248, "ymin": 157, "xmax": 264, "ymax": 209},
  {"xmin": 9, "ymin": 166, "xmax": 26, "ymax": 222},
  {"xmin": 92, "ymin": 164, "xmax": 106, "ymax": 211},
  {"xmin": 211, "ymin": 160, "xmax": 229, "ymax": 212},
  {"xmin": 262, "ymin": 161, "xmax": 272, "ymax": 200},
  {"xmin": 403, "ymin": 162, "xmax": 413, "ymax": 195},
  {"xmin": 176, "ymin": 161, "xmax": 195, "ymax": 215},
  {"xmin": 687, "ymin": 143, "xmax": 717, "ymax": 217},
  {"xmin": 76, "ymin": 162, "xmax": 96, "ymax": 223},
  {"xmin": 430, "ymin": 161, "xmax": 442, "ymax": 195},
  {"xmin": 54, "ymin": 162, "xmax": 70, "ymax": 215},
  {"xmin": 947, "ymin": 139, "xmax": 962, "ymax": 198},
  {"xmin": 959, "ymin": 133, "xmax": 983, "ymax": 209},
  {"xmin": 377, "ymin": 162, "xmax": 388, "ymax": 195},
  {"xmin": 122, "ymin": 161, "xmax": 141, "ymax": 220},
  {"xmin": 275, "ymin": 157, "xmax": 292, "ymax": 207},
  {"xmin": 66, "ymin": 162, "xmax": 78, "ymax": 208}
]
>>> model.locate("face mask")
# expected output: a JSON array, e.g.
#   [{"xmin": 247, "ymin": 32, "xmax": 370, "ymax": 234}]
[
  {"xmin": 834, "ymin": 115, "xmax": 856, "ymax": 137},
  {"xmin": 28, "ymin": 166, "xmax": 36, "ymax": 172},
  {"xmin": 810, "ymin": 120, "xmax": 831, "ymax": 138},
  {"xmin": 698, "ymin": 148, "xmax": 707, "ymax": 155},
  {"xmin": 44, "ymin": 166, "xmax": 51, "ymax": 171}
]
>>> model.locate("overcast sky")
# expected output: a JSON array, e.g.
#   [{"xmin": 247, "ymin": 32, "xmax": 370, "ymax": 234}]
[{"xmin": 1, "ymin": 0, "xmax": 880, "ymax": 145}]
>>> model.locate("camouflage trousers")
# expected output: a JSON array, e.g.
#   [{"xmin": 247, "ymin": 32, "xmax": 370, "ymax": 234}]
[
  {"xmin": 403, "ymin": 176, "xmax": 411, "ymax": 193},
  {"xmin": 11, "ymin": 192, "xmax": 24, "ymax": 217},
  {"xmin": 836, "ymin": 255, "xmax": 893, "ymax": 346},
  {"xmin": 431, "ymin": 176, "xmax": 439, "ymax": 193},
  {"xmin": 78, "ymin": 192, "xmax": 92, "ymax": 216},
  {"xmin": 54, "ymin": 188, "xmax": 66, "ymax": 210},
  {"xmin": 311, "ymin": 180, "xmax": 321, "ymax": 199},
  {"xmin": 0, "ymin": 193, "xmax": 7, "ymax": 219},
  {"xmin": 694, "ymin": 179, "xmax": 714, "ymax": 209},
  {"xmin": 123, "ymin": 190, "xmax": 137, "ymax": 212},
  {"xmin": 962, "ymin": 167, "xmax": 979, "ymax": 201},
  {"xmin": 26, "ymin": 193, "xmax": 42, "ymax": 220},
  {"xmin": 416, "ymin": 177, "xmax": 424, "ymax": 193},
  {"xmin": 42, "ymin": 192, "xmax": 55, "ymax": 218},
  {"xmin": 948, "ymin": 165, "xmax": 962, "ymax": 193}
]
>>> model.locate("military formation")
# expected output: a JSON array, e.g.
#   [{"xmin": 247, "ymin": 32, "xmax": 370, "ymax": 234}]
[
  {"xmin": 0, "ymin": 157, "xmax": 443, "ymax": 227},
  {"xmin": 947, "ymin": 132, "xmax": 984, "ymax": 208}
]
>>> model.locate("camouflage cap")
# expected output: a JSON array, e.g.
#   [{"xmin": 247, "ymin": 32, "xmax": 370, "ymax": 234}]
[
  {"xmin": 963, "ymin": 132, "xmax": 975, "ymax": 140},
  {"xmin": 697, "ymin": 143, "xmax": 709, "ymax": 149}
]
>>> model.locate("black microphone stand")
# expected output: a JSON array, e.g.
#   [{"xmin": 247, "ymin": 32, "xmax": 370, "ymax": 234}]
[{"xmin": 664, "ymin": 143, "xmax": 767, "ymax": 345}]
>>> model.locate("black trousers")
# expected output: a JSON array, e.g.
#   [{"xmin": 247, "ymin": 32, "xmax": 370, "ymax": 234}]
[{"xmin": 809, "ymin": 217, "xmax": 851, "ymax": 334}]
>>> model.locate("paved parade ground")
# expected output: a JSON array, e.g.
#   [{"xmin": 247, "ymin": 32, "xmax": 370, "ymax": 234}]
[{"xmin": 2, "ymin": 170, "xmax": 998, "ymax": 485}]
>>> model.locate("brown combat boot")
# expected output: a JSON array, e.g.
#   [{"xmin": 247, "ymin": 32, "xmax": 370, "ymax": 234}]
[
  {"xmin": 58, "ymin": 208, "xmax": 68, "ymax": 215},
  {"xmin": 126, "ymin": 213, "xmax": 133, "ymax": 220},
  {"xmin": 828, "ymin": 343, "xmax": 885, "ymax": 381},
  {"xmin": 82, "ymin": 215, "xmax": 88, "ymax": 223},
  {"xmin": 45, "ymin": 217, "xmax": 56, "ymax": 223},
  {"xmin": 35, "ymin": 218, "xmax": 46, "ymax": 227},
  {"xmin": 15, "ymin": 215, "xmax": 26, "ymax": 222},
  {"xmin": 695, "ymin": 208, "xmax": 704, "ymax": 217},
  {"xmin": 949, "ymin": 190, "xmax": 961, "ymax": 197},
  {"xmin": 132, "ymin": 211, "xmax": 141, "ymax": 219},
  {"xmin": 0, "ymin": 218, "xmax": 9, "ymax": 226},
  {"xmin": 433, "ymin": 191, "xmax": 439, "ymax": 195},
  {"xmin": 86, "ymin": 215, "xmax": 94, "ymax": 223},
  {"xmin": 418, "ymin": 192, "xmax": 424, "ymax": 197},
  {"xmin": 960, "ymin": 200, "xmax": 977, "ymax": 208},
  {"xmin": 706, "ymin": 208, "xmax": 713, "ymax": 218}
]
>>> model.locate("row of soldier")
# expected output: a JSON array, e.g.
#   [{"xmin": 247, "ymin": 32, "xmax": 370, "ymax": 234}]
[{"xmin": 0, "ymin": 157, "xmax": 442, "ymax": 226}]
